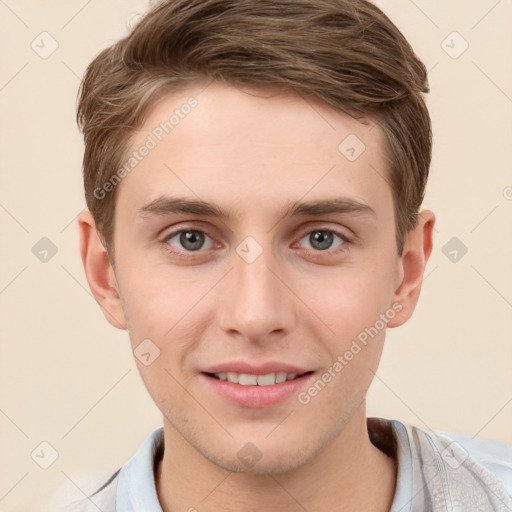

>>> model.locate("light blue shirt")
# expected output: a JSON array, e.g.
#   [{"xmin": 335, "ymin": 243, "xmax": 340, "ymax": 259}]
[{"xmin": 66, "ymin": 418, "xmax": 512, "ymax": 512}]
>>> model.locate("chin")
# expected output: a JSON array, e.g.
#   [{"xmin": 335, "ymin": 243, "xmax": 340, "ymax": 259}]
[{"xmin": 205, "ymin": 446, "xmax": 313, "ymax": 475}]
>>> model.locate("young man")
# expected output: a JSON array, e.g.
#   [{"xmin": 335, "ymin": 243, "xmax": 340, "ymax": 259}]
[{"xmin": 72, "ymin": 0, "xmax": 512, "ymax": 510}]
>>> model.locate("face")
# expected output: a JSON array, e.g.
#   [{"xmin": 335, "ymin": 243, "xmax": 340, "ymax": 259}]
[{"xmin": 106, "ymin": 82, "xmax": 406, "ymax": 473}]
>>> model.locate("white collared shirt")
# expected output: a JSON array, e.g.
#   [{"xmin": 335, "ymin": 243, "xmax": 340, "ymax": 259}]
[{"xmin": 64, "ymin": 418, "xmax": 512, "ymax": 512}]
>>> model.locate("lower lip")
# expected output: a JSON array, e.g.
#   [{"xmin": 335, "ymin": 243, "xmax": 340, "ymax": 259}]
[{"xmin": 200, "ymin": 372, "xmax": 314, "ymax": 408}]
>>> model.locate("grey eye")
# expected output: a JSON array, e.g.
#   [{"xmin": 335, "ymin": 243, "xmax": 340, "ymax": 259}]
[
  {"xmin": 167, "ymin": 230, "xmax": 213, "ymax": 251},
  {"xmin": 298, "ymin": 230, "xmax": 345, "ymax": 251}
]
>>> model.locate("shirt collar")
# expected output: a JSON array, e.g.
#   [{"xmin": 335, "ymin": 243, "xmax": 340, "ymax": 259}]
[
  {"xmin": 367, "ymin": 417, "xmax": 414, "ymax": 511},
  {"xmin": 116, "ymin": 419, "xmax": 411, "ymax": 511},
  {"xmin": 116, "ymin": 427, "xmax": 165, "ymax": 512}
]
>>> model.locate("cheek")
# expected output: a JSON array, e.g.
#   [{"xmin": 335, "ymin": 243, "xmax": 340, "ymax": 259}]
[
  {"xmin": 296, "ymin": 262, "xmax": 395, "ymax": 344},
  {"xmin": 292, "ymin": 260, "xmax": 396, "ymax": 401},
  {"xmin": 116, "ymin": 259, "xmax": 213, "ymax": 344}
]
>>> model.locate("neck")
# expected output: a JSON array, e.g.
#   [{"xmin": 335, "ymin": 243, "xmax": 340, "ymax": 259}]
[{"xmin": 156, "ymin": 405, "xmax": 396, "ymax": 512}]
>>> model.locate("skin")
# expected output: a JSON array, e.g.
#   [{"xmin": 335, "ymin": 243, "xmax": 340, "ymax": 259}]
[{"xmin": 79, "ymin": 81, "xmax": 434, "ymax": 512}]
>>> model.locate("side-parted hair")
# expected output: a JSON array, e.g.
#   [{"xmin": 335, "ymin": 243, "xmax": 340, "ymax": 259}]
[{"xmin": 77, "ymin": 0, "xmax": 431, "ymax": 259}]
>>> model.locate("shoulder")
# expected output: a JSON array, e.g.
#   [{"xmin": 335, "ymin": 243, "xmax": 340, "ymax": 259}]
[
  {"xmin": 59, "ymin": 428, "xmax": 164, "ymax": 511},
  {"xmin": 436, "ymin": 429, "xmax": 512, "ymax": 499},
  {"xmin": 60, "ymin": 469, "xmax": 119, "ymax": 512},
  {"xmin": 402, "ymin": 422, "xmax": 512, "ymax": 505}
]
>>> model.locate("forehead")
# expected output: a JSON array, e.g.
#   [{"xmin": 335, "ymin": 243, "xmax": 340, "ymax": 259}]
[{"xmin": 117, "ymin": 81, "xmax": 392, "ymax": 221}]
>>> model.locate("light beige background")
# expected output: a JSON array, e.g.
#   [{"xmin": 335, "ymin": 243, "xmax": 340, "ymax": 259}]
[{"xmin": 0, "ymin": 1, "xmax": 511, "ymax": 510}]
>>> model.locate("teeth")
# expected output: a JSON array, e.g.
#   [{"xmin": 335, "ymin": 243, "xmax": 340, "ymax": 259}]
[
  {"xmin": 257, "ymin": 373, "xmax": 276, "ymax": 386},
  {"xmin": 275, "ymin": 372, "xmax": 287, "ymax": 383},
  {"xmin": 227, "ymin": 372, "xmax": 239, "ymax": 383},
  {"xmin": 214, "ymin": 372, "xmax": 301, "ymax": 385},
  {"xmin": 239, "ymin": 374, "xmax": 258, "ymax": 385}
]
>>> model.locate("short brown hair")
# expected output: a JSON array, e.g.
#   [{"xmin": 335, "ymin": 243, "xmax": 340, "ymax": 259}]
[{"xmin": 77, "ymin": 0, "xmax": 431, "ymax": 260}]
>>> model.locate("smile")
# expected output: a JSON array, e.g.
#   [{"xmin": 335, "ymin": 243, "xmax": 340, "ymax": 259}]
[
  {"xmin": 209, "ymin": 371, "xmax": 307, "ymax": 386},
  {"xmin": 201, "ymin": 370, "xmax": 315, "ymax": 408}
]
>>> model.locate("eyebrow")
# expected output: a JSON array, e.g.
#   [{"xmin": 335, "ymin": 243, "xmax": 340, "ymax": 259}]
[
  {"xmin": 137, "ymin": 196, "xmax": 376, "ymax": 220},
  {"xmin": 138, "ymin": 197, "xmax": 230, "ymax": 219},
  {"xmin": 288, "ymin": 198, "xmax": 375, "ymax": 217}
]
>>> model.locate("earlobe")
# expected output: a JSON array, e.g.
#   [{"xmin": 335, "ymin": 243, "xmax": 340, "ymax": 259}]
[
  {"xmin": 387, "ymin": 210, "xmax": 435, "ymax": 328},
  {"xmin": 78, "ymin": 211, "xmax": 127, "ymax": 330}
]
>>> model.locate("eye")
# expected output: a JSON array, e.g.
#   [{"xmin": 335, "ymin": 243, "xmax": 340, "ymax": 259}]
[
  {"xmin": 297, "ymin": 229, "xmax": 347, "ymax": 251},
  {"xmin": 165, "ymin": 229, "xmax": 215, "ymax": 252}
]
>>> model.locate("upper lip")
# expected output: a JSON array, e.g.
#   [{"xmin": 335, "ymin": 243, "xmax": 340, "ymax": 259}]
[{"xmin": 202, "ymin": 361, "xmax": 312, "ymax": 375}]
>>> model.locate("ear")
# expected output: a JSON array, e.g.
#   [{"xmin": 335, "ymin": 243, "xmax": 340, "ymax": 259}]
[
  {"xmin": 387, "ymin": 209, "xmax": 435, "ymax": 328},
  {"xmin": 78, "ymin": 210, "xmax": 127, "ymax": 330}
]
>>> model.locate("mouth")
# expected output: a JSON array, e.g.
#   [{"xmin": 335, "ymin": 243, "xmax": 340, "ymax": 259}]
[
  {"xmin": 200, "ymin": 369, "xmax": 315, "ymax": 408},
  {"xmin": 204, "ymin": 371, "xmax": 314, "ymax": 386}
]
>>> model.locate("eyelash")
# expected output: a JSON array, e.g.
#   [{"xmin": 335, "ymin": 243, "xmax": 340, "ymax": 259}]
[{"xmin": 159, "ymin": 226, "xmax": 353, "ymax": 260}]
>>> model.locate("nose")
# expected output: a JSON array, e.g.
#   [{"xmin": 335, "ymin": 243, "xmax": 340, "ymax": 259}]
[{"xmin": 216, "ymin": 244, "xmax": 296, "ymax": 343}]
